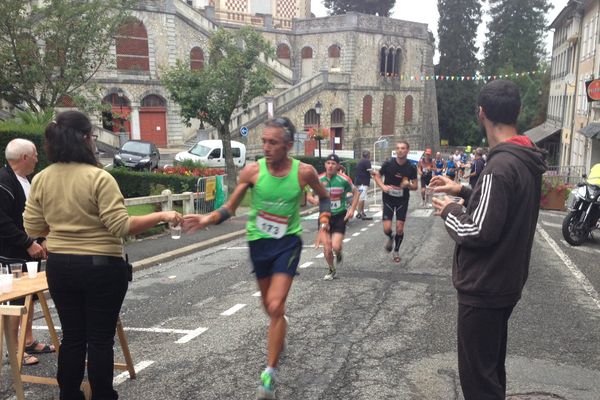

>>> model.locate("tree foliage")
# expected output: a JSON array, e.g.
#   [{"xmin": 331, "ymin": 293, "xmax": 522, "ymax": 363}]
[
  {"xmin": 323, "ymin": 0, "xmax": 396, "ymax": 16},
  {"xmin": 0, "ymin": 0, "xmax": 132, "ymax": 112},
  {"xmin": 483, "ymin": 0, "xmax": 552, "ymax": 74},
  {"xmin": 162, "ymin": 27, "xmax": 274, "ymax": 191},
  {"xmin": 436, "ymin": 0, "xmax": 482, "ymax": 146}
]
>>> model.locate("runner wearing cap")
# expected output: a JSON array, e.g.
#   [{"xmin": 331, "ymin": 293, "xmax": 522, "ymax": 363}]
[
  {"xmin": 373, "ymin": 141, "xmax": 418, "ymax": 263},
  {"xmin": 308, "ymin": 153, "xmax": 359, "ymax": 280},
  {"xmin": 418, "ymin": 148, "xmax": 435, "ymax": 206}
]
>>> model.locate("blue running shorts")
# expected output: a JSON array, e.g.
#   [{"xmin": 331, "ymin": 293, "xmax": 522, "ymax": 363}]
[{"xmin": 249, "ymin": 235, "xmax": 303, "ymax": 279}]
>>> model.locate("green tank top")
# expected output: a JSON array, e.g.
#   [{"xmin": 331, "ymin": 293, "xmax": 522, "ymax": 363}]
[{"xmin": 246, "ymin": 157, "xmax": 302, "ymax": 241}]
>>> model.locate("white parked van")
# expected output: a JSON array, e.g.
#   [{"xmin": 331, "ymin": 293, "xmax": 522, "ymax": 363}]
[{"xmin": 175, "ymin": 140, "xmax": 246, "ymax": 168}]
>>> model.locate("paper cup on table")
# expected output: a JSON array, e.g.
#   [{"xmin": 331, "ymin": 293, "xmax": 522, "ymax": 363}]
[
  {"xmin": 0, "ymin": 274, "xmax": 13, "ymax": 293},
  {"xmin": 26, "ymin": 262, "xmax": 39, "ymax": 278}
]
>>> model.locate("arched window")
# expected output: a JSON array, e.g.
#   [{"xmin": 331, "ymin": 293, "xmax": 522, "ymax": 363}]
[
  {"xmin": 362, "ymin": 95, "xmax": 372, "ymax": 125},
  {"xmin": 301, "ymin": 46, "xmax": 313, "ymax": 59},
  {"xmin": 190, "ymin": 47, "xmax": 204, "ymax": 71},
  {"xmin": 404, "ymin": 95, "xmax": 413, "ymax": 123},
  {"xmin": 387, "ymin": 48, "xmax": 395, "ymax": 76},
  {"xmin": 328, "ymin": 44, "xmax": 341, "ymax": 70},
  {"xmin": 394, "ymin": 49, "xmax": 402, "ymax": 76},
  {"xmin": 380, "ymin": 47, "xmax": 387, "ymax": 76},
  {"xmin": 116, "ymin": 19, "xmax": 149, "ymax": 71},
  {"xmin": 141, "ymin": 95, "xmax": 166, "ymax": 107},
  {"xmin": 277, "ymin": 43, "xmax": 291, "ymax": 60},
  {"xmin": 330, "ymin": 108, "xmax": 344, "ymax": 125},
  {"xmin": 382, "ymin": 95, "xmax": 396, "ymax": 136},
  {"xmin": 304, "ymin": 109, "xmax": 319, "ymax": 126}
]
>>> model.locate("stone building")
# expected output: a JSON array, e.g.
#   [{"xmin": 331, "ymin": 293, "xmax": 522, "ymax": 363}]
[{"xmin": 87, "ymin": 0, "xmax": 438, "ymax": 159}]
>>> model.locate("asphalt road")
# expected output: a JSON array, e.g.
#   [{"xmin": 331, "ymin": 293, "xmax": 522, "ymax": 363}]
[{"xmin": 2, "ymin": 195, "xmax": 599, "ymax": 400}]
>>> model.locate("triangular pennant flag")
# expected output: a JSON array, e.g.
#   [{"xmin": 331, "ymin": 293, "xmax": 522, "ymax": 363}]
[
  {"xmin": 435, "ymin": 75, "xmax": 439, "ymax": 80},
  {"xmin": 493, "ymin": 75, "xmax": 497, "ymax": 80}
]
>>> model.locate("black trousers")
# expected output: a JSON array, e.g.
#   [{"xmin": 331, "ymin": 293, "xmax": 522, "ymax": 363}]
[
  {"xmin": 46, "ymin": 254, "xmax": 129, "ymax": 400},
  {"xmin": 457, "ymin": 303, "xmax": 514, "ymax": 400}
]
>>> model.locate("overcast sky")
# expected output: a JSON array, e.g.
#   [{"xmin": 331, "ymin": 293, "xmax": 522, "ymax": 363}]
[{"xmin": 311, "ymin": 0, "xmax": 568, "ymax": 63}]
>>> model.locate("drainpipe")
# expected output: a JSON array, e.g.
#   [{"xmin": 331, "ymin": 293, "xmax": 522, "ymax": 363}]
[{"xmin": 568, "ymin": 2, "xmax": 584, "ymax": 167}]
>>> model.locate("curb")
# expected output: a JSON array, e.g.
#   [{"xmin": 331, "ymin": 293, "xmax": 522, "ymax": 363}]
[{"xmin": 131, "ymin": 206, "xmax": 319, "ymax": 273}]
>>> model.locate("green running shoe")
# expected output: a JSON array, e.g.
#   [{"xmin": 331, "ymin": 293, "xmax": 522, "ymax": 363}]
[{"xmin": 256, "ymin": 371, "xmax": 276, "ymax": 399}]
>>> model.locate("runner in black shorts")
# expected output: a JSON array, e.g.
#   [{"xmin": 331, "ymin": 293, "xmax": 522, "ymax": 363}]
[
  {"xmin": 308, "ymin": 153, "xmax": 359, "ymax": 280},
  {"xmin": 373, "ymin": 140, "xmax": 418, "ymax": 263}
]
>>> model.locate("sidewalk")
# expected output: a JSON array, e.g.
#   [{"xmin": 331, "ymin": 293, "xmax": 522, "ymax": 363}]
[{"xmin": 125, "ymin": 203, "xmax": 319, "ymax": 271}]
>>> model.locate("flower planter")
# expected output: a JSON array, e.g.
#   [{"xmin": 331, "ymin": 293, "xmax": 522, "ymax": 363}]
[{"xmin": 540, "ymin": 189, "xmax": 567, "ymax": 211}]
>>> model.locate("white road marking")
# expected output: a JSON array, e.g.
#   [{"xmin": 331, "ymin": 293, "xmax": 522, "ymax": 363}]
[
  {"xmin": 541, "ymin": 220, "xmax": 562, "ymax": 228},
  {"xmin": 538, "ymin": 226, "xmax": 600, "ymax": 311},
  {"xmin": 368, "ymin": 223, "xmax": 375, "ymax": 227},
  {"xmin": 221, "ymin": 303, "xmax": 247, "ymax": 316},
  {"xmin": 411, "ymin": 209, "xmax": 434, "ymax": 217},
  {"xmin": 34, "ymin": 325, "xmax": 196, "ymax": 335},
  {"xmin": 372, "ymin": 211, "xmax": 383, "ymax": 218},
  {"xmin": 168, "ymin": 275, "xmax": 176, "ymax": 279},
  {"xmin": 560, "ymin": 240, "xmax": 600, "ymax": 255},
  {"xmin": 229, "ymin": 281, "xmax": 247, "ymax": 289},
  {"xmin": 175, "ymin": 327, "xmax": 209, "ymax": 344},
  {"xmin": 113, "ymin": 360, "xmax": 154, "ymax": 386},
  {"xmin": 539, "ymin": 210, "xmax": 565, "ymax": 218},
  {"xmin": 343, "ymin": 238, "xmax": 351, "ymax": 243},
  {"xmin": 303, "ymin": 213, "xmax": 319, "ymax": 220},
  {"xmin": 352, "ymin": 232, "xmax": 361, "ymax": 237},
  {"xmin": 299, "ymin": 261, "xmax": 314, "ymax": 269},
  {"xmin": 224, "ymin": 245, "xmax": 315, "ymax": 249},
  {"xmin": 360, "ymin": 228, "xmax": 368, "ymax": 232},
  {"xmin": 315, "ymin": 253, "xmax": 324, "ymax": 258},
  {"xmin": 252, "ymin": 291, "xmax": 261, "ymax": 297}
]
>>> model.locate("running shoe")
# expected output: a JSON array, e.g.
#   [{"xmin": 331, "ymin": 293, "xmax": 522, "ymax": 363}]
[
  {"xmin": 256, "ymin": 371, "xmax": 276, "ymax": 399},
  {"xmin": 384, "ymin": 234, "xmax": 394, "ymax": 252},
  {"xmin": 323, "ymin": 267, "xmax": 336, "ymax": 280}
]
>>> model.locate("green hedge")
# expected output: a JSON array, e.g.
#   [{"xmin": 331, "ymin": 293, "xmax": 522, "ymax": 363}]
[
  {"xmin": 108, "ymin": 168, "xmax": 200, "ymax": 198},
  {"xmin": 0, "ymin": 126, "xmax": 49, "ymax": 172}
]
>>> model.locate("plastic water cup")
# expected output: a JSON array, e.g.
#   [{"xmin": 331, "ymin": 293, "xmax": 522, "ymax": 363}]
[
  {"xmin": 433, "ymin": 192, "xmax": 447, "ymax": 201},
  {"xmin": 170, "ymin": 223, "xmax": 182, "ymax": 240},
  {"xmin": 26, "ymin": 262, "xmax": 38, "ymax": 279},
  {"xmin": 424, "ymin": 187, "xmax": 435, "ymax": 208},
  {"xmin": 9, "ymin": 263, "xmax": 23, "ymax": 279}
]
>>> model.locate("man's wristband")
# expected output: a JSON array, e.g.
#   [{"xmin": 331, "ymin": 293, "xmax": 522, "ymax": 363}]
[{"xmin": 214, "ymin": 207, "xmax": 231, "ymax": 225}]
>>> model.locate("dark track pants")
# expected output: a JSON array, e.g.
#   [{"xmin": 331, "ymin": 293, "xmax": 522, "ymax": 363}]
[{"xmin": 457, "ymin": 303, "xmax": 514, "ymax": 400}]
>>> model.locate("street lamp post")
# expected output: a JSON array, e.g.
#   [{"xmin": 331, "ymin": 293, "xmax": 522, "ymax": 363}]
[
  {"xmin": 315, "ymin": 100, "xmax": 322, "ymax": 158},
  {"xmin": 117, "ymin": 89, "xmax": 127, "ymax": 147}
]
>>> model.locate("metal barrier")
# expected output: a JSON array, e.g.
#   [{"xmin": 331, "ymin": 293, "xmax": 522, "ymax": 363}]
[
  {"xmin": 195, "ymin": 175, "xmax": 228, "ymax": 214},
  {"xmin": 545, "ymin": 165, "xmax": 586, "ymax": 185}
]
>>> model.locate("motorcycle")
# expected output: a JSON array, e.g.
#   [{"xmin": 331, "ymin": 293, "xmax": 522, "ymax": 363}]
[{"xmin": 562, "ymin": 173, "xmax": 600, "ymax": 246}]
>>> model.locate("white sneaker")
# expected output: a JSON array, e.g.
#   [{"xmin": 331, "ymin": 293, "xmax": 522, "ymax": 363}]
[{"xmin": 323, "ymin": 268, "xmax": 336, "ymax": 280}]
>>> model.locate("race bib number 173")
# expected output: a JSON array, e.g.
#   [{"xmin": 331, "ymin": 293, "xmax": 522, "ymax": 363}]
[{"xmin": 256, "ymin": 210, "xmax": 289, "ymax": 239}]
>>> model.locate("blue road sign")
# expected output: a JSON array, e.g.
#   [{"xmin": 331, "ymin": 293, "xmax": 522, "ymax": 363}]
[{"xmin": 240, "ymin": 126, "xmax": 249, "ymax": 137}]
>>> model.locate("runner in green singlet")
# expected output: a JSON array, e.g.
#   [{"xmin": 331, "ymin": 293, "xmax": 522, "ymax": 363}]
[
  {"xmin": 308, "ymin": 153, "xmax": 359, "ymax": 280},
  {"xmin": 183, "ymin": 117, "xmax": 331, "ymax": 400}
]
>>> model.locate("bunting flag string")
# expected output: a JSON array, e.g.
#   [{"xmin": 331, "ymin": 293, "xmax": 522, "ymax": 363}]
[{"xmin": 397, "ymin": 69, "xmax": 548, "ymax": 82}]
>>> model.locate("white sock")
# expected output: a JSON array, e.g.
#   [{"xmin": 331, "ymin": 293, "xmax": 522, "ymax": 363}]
[{"xmin": 265, "ymin": 366, "xmax": 276, "ymax": 377}]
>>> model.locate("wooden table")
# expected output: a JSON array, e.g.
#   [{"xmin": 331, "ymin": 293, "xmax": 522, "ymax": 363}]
[{"xmin": 0, "ymin": 272, "xmax": 136, "ymax": 399}]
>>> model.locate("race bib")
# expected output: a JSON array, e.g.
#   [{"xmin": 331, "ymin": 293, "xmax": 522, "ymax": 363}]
[
  {"xmin": 331, "ymin": 199, "xmax": 341, "ymax": 209},
  {"xmin": 388, "ymin": 185, "xmax": 404, "ymax": 197},
  {"xmin": 256, "ymin": 210, "xmax": 288, "ymax": 239}
]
